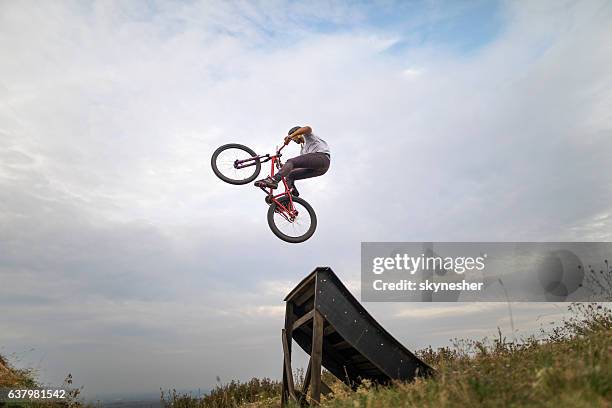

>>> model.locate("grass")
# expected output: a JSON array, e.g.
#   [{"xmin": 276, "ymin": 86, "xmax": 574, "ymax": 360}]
[
  {"xmin": 161, "ymin": 303, "xmax": 612, "ymax": 408},
  {"xmin": 0, "ymin": 356, "xmax": 84, "ymax": 407},
  {"xmin": 160, "ymin": 378, "xmax": 282, "ymax": 408},
  {"xmin": 0, "ymin": 354, "xmax": 38, "ymax": 390}
]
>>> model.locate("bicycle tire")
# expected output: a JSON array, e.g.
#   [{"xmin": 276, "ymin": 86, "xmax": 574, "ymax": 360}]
[
  {"xmin": 211, "ymin": 143, "xmax": 262, "ymax": 185},
  {"xmin": 267, "ymin": 196, "xmax": 317, "ymax": 243}
]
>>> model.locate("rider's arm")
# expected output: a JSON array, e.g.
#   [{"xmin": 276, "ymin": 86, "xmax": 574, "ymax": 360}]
[
  {"xmin": 292, "ymin": 126, "xmax": 312, "ymax": 137},
  {"xmin": 289, "ymin": 126, "xmax": 312, "ymax": 141},
  {"xmin": 284, "ymin": 126, "xmax": 312, "ymax": 144}
]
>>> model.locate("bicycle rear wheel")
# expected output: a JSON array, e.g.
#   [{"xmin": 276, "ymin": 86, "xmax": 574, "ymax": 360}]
[
  {"xmin": 211, "ymin": 143, "xmax": 261, "ymax": 185},
  {"xmin": 267, "ymin": 196, "xmax": 317, "ymax": 243}
]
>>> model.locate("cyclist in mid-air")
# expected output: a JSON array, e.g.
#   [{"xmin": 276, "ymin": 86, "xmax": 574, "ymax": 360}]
[{"xmin": 255, "ymin": 125, "xmax": 330, "ymax": 197}]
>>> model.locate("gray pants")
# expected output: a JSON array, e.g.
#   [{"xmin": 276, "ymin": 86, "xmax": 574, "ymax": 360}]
[{"xmin": 277, "ymin": 152, "xmax": 330, "ymax": 185}]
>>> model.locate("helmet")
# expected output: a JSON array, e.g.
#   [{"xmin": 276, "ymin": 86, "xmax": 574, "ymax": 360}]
[{"xmin": 288, "ymin": 126, "xmax": 301, "ymax": 135}]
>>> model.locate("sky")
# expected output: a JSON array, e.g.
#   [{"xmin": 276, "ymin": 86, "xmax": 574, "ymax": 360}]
[{"xmin": 1, "ymin": 0, "xmax": 612, "ymax": 402}]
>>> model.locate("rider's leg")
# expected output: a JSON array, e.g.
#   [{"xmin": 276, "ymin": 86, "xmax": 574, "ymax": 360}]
[
  {"xmin": 256, "ymin": 153, "xmax": 329, "ymax": 189},
  {"xmin": 285, "ymin": 170, "xmax": 315, "ymax": 197},
  {"xmin": 284, "ymin": 154, "xmax": 330, "ymax": 195},
  {"xmin": 274, "ymin": 153, "xmax": 329, "ymax": 182},
  {"xmin": 285, "ymin": 171, "xmax": 310, "ymax": 197},
  {"xmin": 272, "ymin": 158, "xmax": 297, "ymax": 181},
  {"xmin": 286, "ymin": 154, "xmax": 330, "ymax": 182},
  {"xmin": 254, "ymin": 157, "xmax": 299, "ymax": 189}
]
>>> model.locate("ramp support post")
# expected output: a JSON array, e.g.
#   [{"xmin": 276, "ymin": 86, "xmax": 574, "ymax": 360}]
[
  {"xmin": 310, "ymin": 309, "xmax": 324, "ymax": 404},
  {"xmin": 302, "ymin": 358, "xmax": 312, "ymax": 398},
  {"xmin": 282, "ymin": 329, "xmax": 297, "ymax": 401},
  {"xmin": 281, "ymin": 302, "xmax": 296, "ymax": 405}
]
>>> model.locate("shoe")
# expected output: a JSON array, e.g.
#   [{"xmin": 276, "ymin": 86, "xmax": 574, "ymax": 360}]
[
  {"xmin": 255, "ymin": 176, "xmax": 278, "ymax": 189},
  {"xmin": 285, "ymin": 180, "xmax": 299, "ymax": 197}
]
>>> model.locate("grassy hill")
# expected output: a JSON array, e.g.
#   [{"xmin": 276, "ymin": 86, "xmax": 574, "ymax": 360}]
[
  {"xmin": 162, "ymin": 303, "xmax": 611, "ymax": 408},
  {"xmin": 2, "ymin": 303, "xmax": 610, "ymax": 407},
  {"xmin": 0, "ymin": 356, "xmax": 83, "ymax": 407},
  {"xmin": 0, "ymin": 354, "xmax": 38, "ymax": 389}
]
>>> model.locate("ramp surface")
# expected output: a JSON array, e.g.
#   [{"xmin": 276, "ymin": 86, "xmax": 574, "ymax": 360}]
[{"xmin": 284, "ymin": 267, "xmax": 433, "ymax": 386}]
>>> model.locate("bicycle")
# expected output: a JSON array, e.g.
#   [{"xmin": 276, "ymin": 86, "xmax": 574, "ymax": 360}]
[{"xmin": 211, "ymin": 140, "xmax": 317, "ymax": 243}]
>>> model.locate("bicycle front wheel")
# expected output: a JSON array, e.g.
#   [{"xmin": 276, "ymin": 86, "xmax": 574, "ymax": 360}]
[
  {"xmin": 211, "ymin": 143, "xmax": 261, "ymax": 185},
  {"xmin": 267, "ymin": 196, "xmax": 317, "ymax": 243}
]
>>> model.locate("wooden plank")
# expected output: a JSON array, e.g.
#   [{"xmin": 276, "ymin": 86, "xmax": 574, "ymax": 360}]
[
  {"xmin": 354, "ymin": 362, "xmax": 378, "ymax": 369},
  {"xmin": 284, "ymin": 271, "xmax": 317, "ymax": 302},
  {"xmin": 282, "ymin": 329, "xmax": 297, "ymax": 401},
  {"xmin": 302, "ymin": 301, "xmax": 314, "ymax": 314},
  {"xmin": 281, "ymin": 302, "xmax": 296, "ymax": 406},
  {"xmin": 291, "ymin": 321, "xmax": 371, "ymax": 390},
  {"xmin": 323, "ymin": 324, "xmax": 336, "ymax": 336},
  {"xmin": 310, "ymin": 309, "xmax": 324, "ymax": 404},
  {"xmin": 331, "ymin": 340, "xmax": 353, "ymax": 350},
  {"xmin": 349, "ymin": 354, "xmax": 370, "ymax": 363},
  {"xmin": 292, "ymin": 310, "xmax": 314, "ymax": 331},
  {"xmin": 321, "ymin": 380, "xmax": 333, "ymax": 396},
  {"xmin": 294, "ymin": 286, "xmax": 315, "ymax": 307},
  {"xmin": 299, "ymin": 358, "xmax": 312, "ymax": 405}
]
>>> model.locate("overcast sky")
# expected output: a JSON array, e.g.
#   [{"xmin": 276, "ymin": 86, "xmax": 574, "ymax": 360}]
[{"xmin": 1, "ymin": 0, "xmax": 611, "ymax": 401}]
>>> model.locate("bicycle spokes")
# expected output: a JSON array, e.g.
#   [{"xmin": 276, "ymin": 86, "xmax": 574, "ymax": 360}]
[
  {"xmin": 215, "ymin": 149, "xmax": 258, "ymax": 182},
  {"xmin": 272, "ymin": 200, "xmax": 311, "ymax": 239}
]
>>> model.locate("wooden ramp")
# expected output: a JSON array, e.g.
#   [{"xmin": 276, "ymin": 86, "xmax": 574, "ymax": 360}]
[{"xmin": 281, "ymin": 267, "xmax": 433, "ymax": 405}]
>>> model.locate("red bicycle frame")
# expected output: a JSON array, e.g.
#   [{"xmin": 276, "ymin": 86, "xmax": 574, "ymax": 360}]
[{"xmin": 234, "ymin": 142, "xmax": 298, "ymax": 221}]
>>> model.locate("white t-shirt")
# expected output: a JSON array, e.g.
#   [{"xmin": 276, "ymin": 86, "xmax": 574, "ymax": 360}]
[{"xmin": 300, "ymin": 133, "xmax": 330, "ymax": 156}]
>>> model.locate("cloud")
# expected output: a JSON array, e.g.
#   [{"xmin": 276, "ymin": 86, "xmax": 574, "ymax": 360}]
[{"xmin": 1, "ymin": 0, "xmax": 611, "ymax": 399}]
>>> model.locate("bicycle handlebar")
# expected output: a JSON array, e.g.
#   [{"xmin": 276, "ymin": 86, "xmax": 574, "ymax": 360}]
[{"xmin": 276, "ymin": 139, "xmax": 289, "ymax": 154}]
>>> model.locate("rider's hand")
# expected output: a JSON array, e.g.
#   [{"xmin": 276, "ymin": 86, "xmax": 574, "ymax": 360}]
[{"xmin": 284, "ymin": 136, "xmax": 292, "ymax": 145}]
